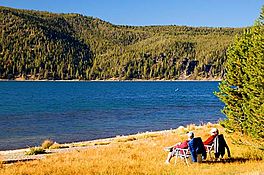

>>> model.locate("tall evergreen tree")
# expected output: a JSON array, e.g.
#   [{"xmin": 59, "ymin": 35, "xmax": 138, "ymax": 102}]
[{"xmin": 216, "ymin": 6, "xmax": 264, "ymax": 139}]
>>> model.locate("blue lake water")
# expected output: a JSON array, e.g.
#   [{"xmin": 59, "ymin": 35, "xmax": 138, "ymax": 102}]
[{"xmin": 0, "ymin": 81, "xmax": 224, "ymax": 150}]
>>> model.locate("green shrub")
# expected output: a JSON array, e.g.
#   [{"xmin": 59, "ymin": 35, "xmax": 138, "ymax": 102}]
[{"xmin": 25, "ymin": 147, "xmax": 46, "ymax": 155}]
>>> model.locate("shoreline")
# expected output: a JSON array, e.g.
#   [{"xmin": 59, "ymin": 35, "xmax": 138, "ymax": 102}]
[
  {"xmin": 0, "ymin": 130, "xmax": 170, "ymax": 163},
  {"xmin": 0, "ymin": 123, "xmax": 218, "ymax": 163},
  {"xmin": 0, "ymin": 127, "xmax": 178, "ymax": 152}
]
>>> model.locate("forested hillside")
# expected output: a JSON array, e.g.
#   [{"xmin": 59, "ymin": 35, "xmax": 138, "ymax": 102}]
[{"xmin": 0, "ymin": 6, "xmax": 243, "ymax": 80}]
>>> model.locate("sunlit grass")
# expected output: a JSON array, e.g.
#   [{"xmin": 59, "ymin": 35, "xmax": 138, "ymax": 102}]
[{"xmin": 0, "ymin": 123, "xmax": 263, "ymax": 175}]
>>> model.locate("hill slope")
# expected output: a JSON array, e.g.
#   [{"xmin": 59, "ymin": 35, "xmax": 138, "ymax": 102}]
[{"xmin": 0, "ymin": 6, "xmax": 243, "ymax": 80}]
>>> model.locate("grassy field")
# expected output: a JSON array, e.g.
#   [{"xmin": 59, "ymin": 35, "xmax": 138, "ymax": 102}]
[{"xmin": 0, "ymin": 123, "xmax": 263, "ymax": 175}]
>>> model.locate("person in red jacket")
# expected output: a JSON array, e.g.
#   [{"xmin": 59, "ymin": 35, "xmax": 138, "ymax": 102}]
[
  {"xmin": 165, "ymin": 132, "xmax": 194, "ymax": 164},
  {"xmin": 203, "ymin": 128, "xmax": 218, "ymax": 145},
  {"xmin": 203, "ymin": 128, "xmax": 231, "ymax": 159}
]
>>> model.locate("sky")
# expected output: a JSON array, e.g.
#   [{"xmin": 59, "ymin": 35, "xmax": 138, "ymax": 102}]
[{"xmin": 1, "ymin": 0, "xmax": 263, "ymax": 27}]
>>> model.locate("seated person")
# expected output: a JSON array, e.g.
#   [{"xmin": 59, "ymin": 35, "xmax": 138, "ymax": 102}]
[
  {"xmin": 203, "ymin": 128, "xmax": 219, "ymax": 154},
  {"xmin": 165, "ymin": 132, "xmax": 194, "ymax": 164},
  {"xmin": 203, "ymin": 128, "xmax": 231, "ymax": 159},
  {"xmin": 188, "ymin": 136, "xmax": 207, "ymax": 162},
  {"xmin": 203, "ymin": 128, "xmax": 219, "ymax": 146}
]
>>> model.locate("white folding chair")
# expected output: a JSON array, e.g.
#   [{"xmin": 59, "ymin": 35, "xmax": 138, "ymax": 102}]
[
  {"xmin": 174, "ymin": 148, "xmax": 191, "ymax": 166},
  {"xmin": 204, "ymin": 144, "xmax": 214, "ymax": 160}
]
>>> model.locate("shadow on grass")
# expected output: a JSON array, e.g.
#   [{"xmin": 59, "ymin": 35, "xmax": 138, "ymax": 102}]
[{"xmin": 204, "ymin": 157, "xmax": 263, "ymax": 164}]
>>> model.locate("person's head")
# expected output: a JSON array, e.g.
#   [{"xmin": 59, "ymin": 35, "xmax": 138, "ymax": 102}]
[
  {"xmin": 187, "ymin": 131, "xmax": 194, "ymax": 140},
  {"xmin": 210, "ymin": 128, "xmax": 219, "ymax": 136}
]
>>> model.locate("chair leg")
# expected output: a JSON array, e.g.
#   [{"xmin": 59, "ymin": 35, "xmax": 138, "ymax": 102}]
[
  {"xmin": 208, "ymin": 150, "xmax": 211, "ymax": 160},
  {"xmin": 174, "ymin": 150, "xmax": 189, "ymax": 166},
  {"xmin": 184, "ymin": 157, "xmax": 189, "ymax": 166},
  {"xmin": 183, "ymin": 152, "xmax": 189, "ymax": 166},
  {"xmin": 174, "ymin": 151, "xmax": 178, "ymax": 165}
]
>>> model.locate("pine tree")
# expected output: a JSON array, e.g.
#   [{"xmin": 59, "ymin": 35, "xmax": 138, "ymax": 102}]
[
  {"xmin": 216, "ymin": 6, "xmax": 264, "ymax": 139},
  {"xmin": 241, "ymin": 7, "xmax": 264, "ymax": 138},
  {"xmin": 216, "ymin": 37, "xmax": 246, "ymax": 133}
]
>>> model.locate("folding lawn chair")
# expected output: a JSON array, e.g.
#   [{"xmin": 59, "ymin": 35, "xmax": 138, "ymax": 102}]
[
  {"xmin": 204, "ymin": 144, "xmax": 214, "ymax": 160},
  {"xmin": 174, "ymin": 148, "xmax": 191, "ymax": 166}
]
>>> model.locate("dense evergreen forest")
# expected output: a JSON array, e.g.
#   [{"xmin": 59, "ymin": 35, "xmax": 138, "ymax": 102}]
[{"xmin": 0, "ymin": 6, "xmax": 244, "ymax": 80}]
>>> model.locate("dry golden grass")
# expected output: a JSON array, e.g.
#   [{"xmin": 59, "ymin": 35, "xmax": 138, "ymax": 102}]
[
  {"xmin": 41, "ymin": 139, "xmax": 54, "ymax": 149},
  {"xmin": 0, "ymin": 124, "xmax": 263, "ymax": 175},
  {"xmin": 0, "ymin": 155, "xmax": 3, "ymax": 169},
  {"xmin": 49, "ymin": 143, "xmax": 69, "ymax": 149}
]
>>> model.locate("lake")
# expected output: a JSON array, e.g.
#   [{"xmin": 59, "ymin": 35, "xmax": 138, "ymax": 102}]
[{"xmin": 0, "ymin": 81, "xmax": 224, "ymax": 150}]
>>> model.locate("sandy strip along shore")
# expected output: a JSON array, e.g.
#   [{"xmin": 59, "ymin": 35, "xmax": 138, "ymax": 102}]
[{"xmin": 0, "ymin": 127, "xmax": 180, "ymax": 164}]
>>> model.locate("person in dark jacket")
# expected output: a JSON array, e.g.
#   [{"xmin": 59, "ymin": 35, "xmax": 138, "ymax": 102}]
[
  {"xmin": 188, "ymin": 137, "xmax": 207, "ymax": 162},
  {"xmin": 214, "ymin": 134, "xmax": 231, "ymax": 159}
]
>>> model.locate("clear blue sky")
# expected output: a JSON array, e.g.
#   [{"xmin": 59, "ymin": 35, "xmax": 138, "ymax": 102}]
[{"xmin": 1, "ymin": 0, "xmax": 263, "ymax": 27}]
